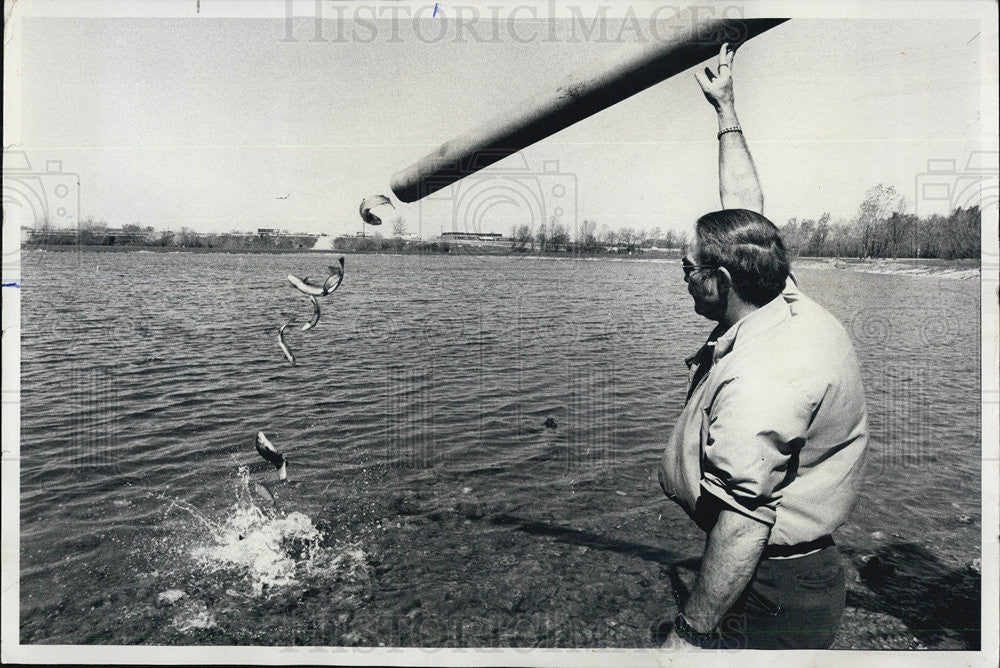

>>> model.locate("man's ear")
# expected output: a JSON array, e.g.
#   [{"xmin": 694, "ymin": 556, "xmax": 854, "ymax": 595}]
[{"xmin": 714, "ymin": 266, "xmax": 733, "ymax": 295}]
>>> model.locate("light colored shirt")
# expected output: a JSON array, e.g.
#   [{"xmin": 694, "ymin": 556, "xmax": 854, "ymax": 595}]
[{"xmin": 658, "ymin": 277, "xmax": 869, "ymax": 546}]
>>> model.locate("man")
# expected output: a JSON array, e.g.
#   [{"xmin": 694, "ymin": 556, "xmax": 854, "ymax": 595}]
[{"xmin": 658, "ymin": 43, "xmax": 869, "ymax": 650}]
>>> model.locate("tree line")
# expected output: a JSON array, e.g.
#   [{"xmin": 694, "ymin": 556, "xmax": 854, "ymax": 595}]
[
  {"xmin": 778, "ymin": 184, "xmax": 981, "ymax": 260},
  {"xmin": 25, "ymin": 184, "xmax": 982, "ymax": 259},
  {"xmin": 507, "ymin": 184, "xmax": 981, "ymax": 259},
  {"xmin": 509, "ymin": 218, "xmax": 689, "ymax": 254},
  {"xmin": 26, "ymin": 219, "xmax": 320, "ymax": 250}
]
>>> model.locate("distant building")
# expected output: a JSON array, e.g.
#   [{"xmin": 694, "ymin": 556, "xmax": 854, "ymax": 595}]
[
  {"xmin": 437, "ymin": 231, "xmax": 513, "ymax": 245},
  {"xmin": 104, "ymin": 227, "xmax": 151, "ymax": 244}
]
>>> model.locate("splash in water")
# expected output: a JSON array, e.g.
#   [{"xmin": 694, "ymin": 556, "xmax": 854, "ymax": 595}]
[{"xmin": 179, "ymin": 466, "xmax": 369, "ymax": 596}]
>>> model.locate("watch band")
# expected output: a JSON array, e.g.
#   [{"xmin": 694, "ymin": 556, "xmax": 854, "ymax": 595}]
[
  {"xmin": 717, "ymin": 126, "xmax": 742, "ymax": 140},
  {"xmin": 674, "ymin": 612, "xmax": 718, "ymax": 648}
]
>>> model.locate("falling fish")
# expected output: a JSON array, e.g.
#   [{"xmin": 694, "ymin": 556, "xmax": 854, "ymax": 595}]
[
  {"xmin": 359, "ymin": 194, "xmax": 394, "ymax": 225},
  {"xmin": 256, "ymin": 431, "xmax": 288, "ymax": 481},
  {"xmin": 287, "ymin": 274, "xmax": 328, "ymax": 297},
  {"xmin": 277, "ymin": 320, "xmax": 296, "ymax": 365},
  {"xmin": 322, "ymin": 256, "xmax": 345, "ymax": 294},
  {"xmin": 301, "ymin": 295, "xmax": 321, "ymax": 331},
  {"xmin": 287, "ymin": 257, "xmax": 346, "ymax": 297}
]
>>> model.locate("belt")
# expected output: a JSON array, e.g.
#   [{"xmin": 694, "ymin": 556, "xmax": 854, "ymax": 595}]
[{"xmin": 763, "ymin": 535, "xmax": 834, "ymax": 559}]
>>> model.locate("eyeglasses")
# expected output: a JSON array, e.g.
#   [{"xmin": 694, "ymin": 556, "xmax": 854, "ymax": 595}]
[{"xmin": 682, "ymin": 256, "xmax": 717, "ymax": 278}]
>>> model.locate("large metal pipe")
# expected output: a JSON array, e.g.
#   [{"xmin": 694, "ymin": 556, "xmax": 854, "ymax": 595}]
[{"xmin": 389, "ymin": 16, "xmax": 787, "ymax": 203}]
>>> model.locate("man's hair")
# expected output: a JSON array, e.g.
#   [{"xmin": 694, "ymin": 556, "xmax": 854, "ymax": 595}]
[{"xmin": 694, "ymin": 209, "xmax": 789, "ymax": 307}]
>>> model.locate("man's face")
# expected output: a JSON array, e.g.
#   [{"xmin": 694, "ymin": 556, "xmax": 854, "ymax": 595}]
[{"xmin": 684, "ymin": 241, "xmax": 727, "ymax": 322}]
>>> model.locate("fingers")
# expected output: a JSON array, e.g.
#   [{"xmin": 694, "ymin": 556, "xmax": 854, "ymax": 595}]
[
  {"xmin": 718, "ymin": 42, "xmax": 734, "ymax": 72},
  {"xmin": 694, "ymin": 69, "xmax": 709, "ymax": 90},
  {"xmin": 696, "ymin": 43, "xmax": 736, "ymax": 91}
]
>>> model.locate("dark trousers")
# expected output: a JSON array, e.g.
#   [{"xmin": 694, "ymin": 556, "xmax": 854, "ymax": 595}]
[{"xmin": 716, "ymin": 545, "xmax": 847, "ymax": 649}]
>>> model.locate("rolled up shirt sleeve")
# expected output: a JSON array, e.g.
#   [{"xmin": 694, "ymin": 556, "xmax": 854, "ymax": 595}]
[{"xmin": 700, "ymin": 374, "xmax": 815, "ymax": 525}]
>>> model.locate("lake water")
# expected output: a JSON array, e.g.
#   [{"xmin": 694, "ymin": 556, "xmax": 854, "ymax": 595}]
[{"xmin": 16, "ymin": 250, "xmax": 982, "ymax": 648}]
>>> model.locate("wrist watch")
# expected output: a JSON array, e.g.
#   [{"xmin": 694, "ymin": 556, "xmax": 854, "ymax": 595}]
[{"xmin": 674, "ymin": 612, "xmax": 718, "ymax": 648}]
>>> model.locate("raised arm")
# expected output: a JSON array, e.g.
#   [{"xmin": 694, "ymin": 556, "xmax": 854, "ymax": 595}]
[{"xmin": 694, "ymin": 44, "xmax": 764, "ymax": 214}]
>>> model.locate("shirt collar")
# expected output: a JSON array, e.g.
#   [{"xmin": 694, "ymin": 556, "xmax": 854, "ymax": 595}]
[
  {"xmin": 684, "ymin": 323, "xmax": 724, "ymax": 368},
  {"xmin": 710, "ymin": 293, "xmax": 790, "ymax": 361}
]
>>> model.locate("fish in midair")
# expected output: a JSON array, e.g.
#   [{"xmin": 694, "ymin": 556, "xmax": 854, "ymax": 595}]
[
  {"xmin": 301, "ymin": 295, "xmax": 320, "ymax": 331},
  {"xmin": 287, "ymin": 257, "xmax": 346, "ymax": 297},
  {"xmin": 359, "ymin": 194, "xmax": 394, "ymax": 225},
  {"xmin": 322, "ymin": 256, "xmax": 345, "ymax": 294},
  {"xmin": 255, "ymin": 431, "xmax": 287, "ymax": 481},
  {"xmin": 286, "ymin": 275, "xmax": 327, "ymax": 297},
  {"xmin": 277, "ymin": 320, "xmax": 296, "ymax": 365}
]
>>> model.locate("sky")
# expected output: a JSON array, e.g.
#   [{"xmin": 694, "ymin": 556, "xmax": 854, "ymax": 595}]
[{"xmin": 5, "ymin": 1, "xmax": 997, "ymax": 239}]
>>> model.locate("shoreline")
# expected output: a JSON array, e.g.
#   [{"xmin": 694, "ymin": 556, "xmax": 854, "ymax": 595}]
[
  {"xmin": 794, "ymin": 257, "xmax": 981, "ymax": 280},
  {"xmin": 21, "ymin": 245, "xmax": 981, "ymax": 279}
]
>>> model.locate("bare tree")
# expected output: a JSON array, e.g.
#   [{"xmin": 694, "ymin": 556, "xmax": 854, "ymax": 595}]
[
  {"xmin": 549, "ymin": 221, "xmax": 570, "ymax": 251},
  {"xmin": 577, "ymin": 219, "xmax": 599, "ymax": 252},
  {"xmin": 79, "ymin": 217, "xmax": 109, "ymax": 245},
  {"xmin": 178, "ymin": 226, "xmax": 200, "ymax": 247},
  {"xmin": 856, "ymin": 183, "xmax": 905, "ymax": 258},
  {"xmin": 805, "ymin": 213, "xmax": 831, "ymax": 257},
  {"xmin": 536, "ymin": 221, "xmax": 548, "ymax": 252},
  {"xmin": 391, "ymin": 215, "xmax": 407, "ymax": 238},
  {"xmin": 513, "ymin": 224, "xmax": 533, "ymax": 252},
  {"xmin": 617, "ymin": 226, "xmax": 636, "ymax": 253},
  {"xmin": 600, "ymin": 224, "xmax": 616, "ymax": 249}
]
